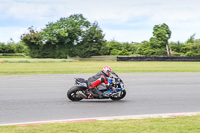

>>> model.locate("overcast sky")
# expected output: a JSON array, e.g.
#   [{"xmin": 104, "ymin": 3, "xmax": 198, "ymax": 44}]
[{"xmin": 0, "ymin": 0, "xmax": 200, "ymax": 43}]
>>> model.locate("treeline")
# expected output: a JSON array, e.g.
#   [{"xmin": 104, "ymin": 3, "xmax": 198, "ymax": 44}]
[
  {"xmin": 100, "ymin": 34, "xmax": 200, "ymax": 57},
  {"xmin": 170, "ymin": 34, "xmax": 200, "ymax": 56},
  {"xmin": 1, "ymin": 14, "xmax": 200, "ymax": 58},
  {"xmin": 2, "ymin": 35, "xmax": 200, "ymax": 57},
  {"xmin": 0, "ymin": 40, "xmax": 24, "ymax": 53}
]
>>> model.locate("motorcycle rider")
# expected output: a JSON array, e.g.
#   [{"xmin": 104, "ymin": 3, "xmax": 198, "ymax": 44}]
[{"xmin": 87, "ymin": 65, "xmax": 115, "ymax": 99}]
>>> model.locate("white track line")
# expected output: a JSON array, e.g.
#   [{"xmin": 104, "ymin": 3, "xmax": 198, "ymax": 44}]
[{"xmin": 1, "ymin": 112, "xmax": 200, "ymax": 126}]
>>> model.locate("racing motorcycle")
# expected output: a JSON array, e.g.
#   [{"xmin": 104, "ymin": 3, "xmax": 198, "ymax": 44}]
[{"xmin": 67, "ymin": 72, "xmax": 126, "ymax": 101}]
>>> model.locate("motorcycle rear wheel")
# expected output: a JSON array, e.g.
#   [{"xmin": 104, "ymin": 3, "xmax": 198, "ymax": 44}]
[{"xmin": 67, "ymin": 86, "xmax": 85, "ymax": 101}]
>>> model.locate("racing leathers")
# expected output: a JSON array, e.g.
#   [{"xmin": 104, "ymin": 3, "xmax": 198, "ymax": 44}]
[{"xmin": 87, "ymin": 71, "xmax": 111, "ymax": 98}]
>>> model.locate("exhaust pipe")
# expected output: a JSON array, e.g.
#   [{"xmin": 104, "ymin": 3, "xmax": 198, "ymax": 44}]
[{"xmin": 77, "ymin": 91, "xmax": 87, "ymax": 99}]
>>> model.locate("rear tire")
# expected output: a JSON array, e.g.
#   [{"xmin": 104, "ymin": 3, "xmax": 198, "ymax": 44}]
[
  {"xmin": 67, "ymin": 86, "xmax": 86, "ymax": 101},
  {"xmin": 110, "ymin": 90, "xmax": 126, "ymax": 101}
]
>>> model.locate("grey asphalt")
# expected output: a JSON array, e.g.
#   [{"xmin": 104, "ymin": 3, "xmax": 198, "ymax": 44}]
[{"xmin": 0, "ymin": 73, "xmax": 200, "ymax": 124}]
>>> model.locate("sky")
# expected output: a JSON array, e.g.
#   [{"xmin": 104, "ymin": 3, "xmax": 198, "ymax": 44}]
[{"xmin": 0, "ymin": 0, "xmax": 200, "ymax": 43}]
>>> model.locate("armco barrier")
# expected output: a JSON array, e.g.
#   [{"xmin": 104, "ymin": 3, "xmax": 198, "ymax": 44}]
[{"xmin": 117, "ymin": 56, "xmax": 200, "ymax": 61}]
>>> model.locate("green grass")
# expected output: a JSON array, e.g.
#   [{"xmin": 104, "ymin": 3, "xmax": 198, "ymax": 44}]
[
  {"xmin": 0, "ymin": 55, "xmax": 25, "ymax": 58},
  {"xmin": 1, "ymin": 115, "xmax": 200, "ymax": 133},
  {"xmin": 0, "ymin": 61, "xmax": 200, "ymax": 75},
  {"xmin": 0, "ymin": 58, "xmax": 72, "ymax": 63},
  {"xmin": 0, "ymin": 53, "xmax": 26, "ymax": 58}
]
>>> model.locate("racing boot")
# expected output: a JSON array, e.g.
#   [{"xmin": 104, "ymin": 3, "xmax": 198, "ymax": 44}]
[{"xmin": 86, "ymin": 88, "xmax": 94, "ymax": 99}]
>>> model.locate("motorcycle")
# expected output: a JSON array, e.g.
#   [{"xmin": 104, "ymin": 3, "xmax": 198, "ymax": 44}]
[{"xmin": 67, "ymin": 72, "xmax": 126, "ymax": 101}]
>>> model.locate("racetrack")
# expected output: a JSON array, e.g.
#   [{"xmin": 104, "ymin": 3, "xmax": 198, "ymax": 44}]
[{"xmin": 1, "ymin": 73, "xmax": 200, "ymax": 124}]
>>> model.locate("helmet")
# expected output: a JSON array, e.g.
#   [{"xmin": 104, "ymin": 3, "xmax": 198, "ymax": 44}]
[{"xmin": 102, "ymin": 65, "xmax": 112, "ymax": 76}]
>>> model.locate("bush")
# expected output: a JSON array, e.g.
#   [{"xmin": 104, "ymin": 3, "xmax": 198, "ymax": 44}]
[
  {"xmin": 110, "ymin": 49, "xmax": 120, "ymax": 55},
  {"xmin": 118, "ymin": 49, "xmax": 131, "ymax": 55},
  {"xmin": 185, "ymin": 51, "xmax": 196, "ymax": 56},
  {"xmin": 172, "ymin": 52, "xmax": 184, "ymax": 56}
]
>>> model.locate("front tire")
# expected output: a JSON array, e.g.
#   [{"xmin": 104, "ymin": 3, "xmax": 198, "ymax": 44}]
[
  {"xmin": 67, "ymin": 86, "xmax": 86, "ymax": 101},
  {"xmin": 110, "ymin": 90, "xmax": 126, "ymax": 101}
]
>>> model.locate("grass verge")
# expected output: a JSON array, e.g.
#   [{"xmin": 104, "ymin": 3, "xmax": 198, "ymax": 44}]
[
  {"xmin": 0, "ymin": 58, "xmax": 72, "ymax": 63},
  {"xmin": 0, "ymin": 61, "xmax": 200, "ymax": 75},
  {"xmin": 1, "ymin": 115, "xmax": 200, "ymax": 133}
]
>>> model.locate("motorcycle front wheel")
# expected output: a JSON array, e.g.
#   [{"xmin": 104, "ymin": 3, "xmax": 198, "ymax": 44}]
[{"xmin": 110, "ymin": 90, "xmax": 126, "ymax": 101}]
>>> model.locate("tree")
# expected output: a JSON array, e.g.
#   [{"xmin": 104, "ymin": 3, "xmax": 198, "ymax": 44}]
[
  {"xmin": 100, "ymin": 42, "xmax": 110, "ymax": 55},
  {"xmin": 185, "ymin": 38, "xmax": 200, "ymax": 56},
  {"xmin": 75, "ymin": 22, "xmax": 106, "ymax": 57},
  {"xmin": 0, "ymin": 43, "xmax": 5, "ymax": 53},
  {"xmin": 0, "ymin": 40, "xmax": 25, "ymax": 54},
  {"xmin": 15, "ymin": 42, "xmax": 25, "ymax": 53},
  {"xmin": 41, "ymin": 14, "xmax": 91, "ymax": 58},
  {"xmin": 182, "ymin": 34, "xmax": 200, "ymax": 56},
  {"xmin": 21, "ymin": 14, "xmax": 106, "ymax": 58},
  {"xmin": 135, "ymin": 41, "xmax": 153, "ymax": 55},
  {"xmin": 122, "ymin": 42, "xmax": 135, "ymax": 54},
  {"xmin": 100, "ymin": 41, "xmax": 136, "ymax": 56},
  {"xmin": 186, "ymin": 34, "xmax": 195, "ymax": 44},
  {"xmin": 168, "ymin": 34, "xmax": 200, "ymax": 57},
  {"xmin": 106, "ymin": 40, "xmax": 122, "ymax": 55},
  {"xmin": 150, "ymin": 23, "xmax": 171, "ymax": 56},
  {"xmin": 21, "ymin": 27, "xmax": 44, "ymax": 58}
]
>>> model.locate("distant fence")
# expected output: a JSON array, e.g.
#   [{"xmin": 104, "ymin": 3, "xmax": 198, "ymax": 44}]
[{"xmin": 117, "ymin": 56, "xmax": 200, "ymax": 62}]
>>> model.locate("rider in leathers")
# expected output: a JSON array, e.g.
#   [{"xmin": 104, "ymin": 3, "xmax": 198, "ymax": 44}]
[{"xmin": 87, "ymin": 65, "xmax": 115, "ymax": 99}]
